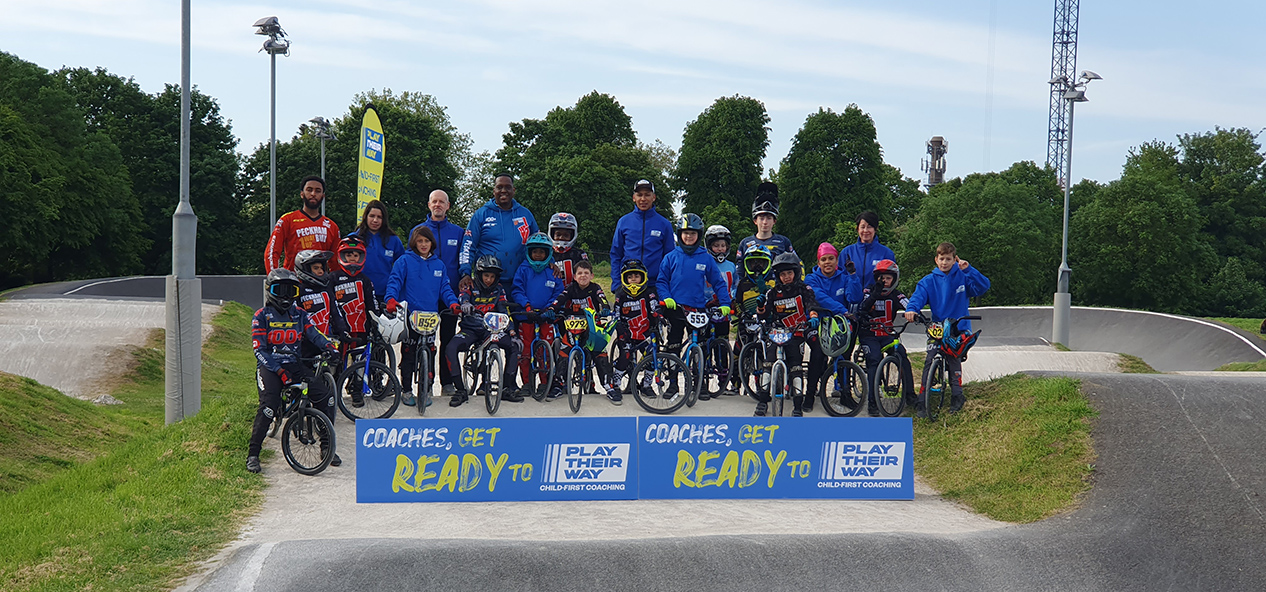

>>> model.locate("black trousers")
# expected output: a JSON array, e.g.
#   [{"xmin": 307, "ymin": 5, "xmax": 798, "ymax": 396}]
[{"xmin": 249, "ymin": 361, "xmax": 335, "ymax": 457}]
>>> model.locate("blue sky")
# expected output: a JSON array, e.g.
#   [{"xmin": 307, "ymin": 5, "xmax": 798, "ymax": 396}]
[{"xmin": 2, "ymin": 0, "xmax": 1263, "ymax": 188}]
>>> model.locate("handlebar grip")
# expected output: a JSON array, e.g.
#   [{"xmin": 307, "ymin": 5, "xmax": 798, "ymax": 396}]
[{"xmin": 962, "ymin": 316, "xmax": 982, "ymax": 321}]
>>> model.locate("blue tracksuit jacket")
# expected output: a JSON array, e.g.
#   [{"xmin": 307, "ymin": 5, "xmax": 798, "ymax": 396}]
[
  {"xmin": 414, "ymin": 217, "xmax": 465, "ymax": 293},
  {"xmin": 458, "ymin": 199, "xmax": 539, "ymax": 280},
  {"xmin": 839, "ymin": 239, "xmax": 896, "ymax": 289},
  {"xmin": 351, "ymin": 230, "xmax": 405, "ymax": 300},
  {"xmin": 609, "ymin": 206, "xmax": 676, "ymax": 282},
  {"xmin": 511, "ymin": 262, "xmax": 566, "ymax": 311},
  {"xmin": 905, "ymin": 264, "xmax": 991, "ymax": 332},
  {"xmin": 805, "ymin": 266, "xmax": 863, "ymax": 316},
  {"xmin": 657, "ymin": 247, "xmax": 733, "ymax": 309},
  {"xmin": 385, "ymin": 250, "xmax": 459, "ymax": 313}
]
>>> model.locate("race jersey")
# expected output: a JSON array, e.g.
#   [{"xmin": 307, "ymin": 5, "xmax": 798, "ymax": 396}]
[
  {"xmin": 736, "ymin": 234, "xmax": 795, "ymax": 264},
  {"xmin": 252, "ymin": 305, "xmax": 333, "ymax": 372},
  {"xmin": 298, "ymin": 284, "xmax": 344, "ymax": 338},
  {"xmin": 551, "ymin": 282, "xmax": 608, "ymax": 316},
  {"xmin": 760, "ymin": 282, "xmax": 819, "ymax": 331},
  {"xmin": 858, "ymin": 287, "xmax": 910, "ymax": 339},
  {"xmin": 328, "ymin": 271, "xmax": 379, "ymax": 335},
  {"xmin": 552, "ymin": 247, "xmax": 589, "ymax": 286},
  {"xmin": 458, "ymin": 281, "xmax": 511, "ymax": 332},
  {"xmin": 613, "ymin": 285, "xmax": 660, "ymax": 342},
  {"xmin": 706, "ymin": 258, "xmax": 737, "ymax": 306},
  {"xmin": 265, "ymin": 211, "xmax": 340, "ymax": 272}
]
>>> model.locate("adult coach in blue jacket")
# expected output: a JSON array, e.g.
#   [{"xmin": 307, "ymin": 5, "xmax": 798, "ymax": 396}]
[
  {"xmin": 413, "ymin": 189, "xmax": 466, "ymax": 395},
  {"xmin": 839, "ymin": 211, "xmax": 896, "ymax": 289},
  {"xmin": 610, "ymin": 179, "xmax": 676, "ymax": 284},
  {"xmin": 459, "ymin": 174, "xmax": 539, "ymax": 293}
]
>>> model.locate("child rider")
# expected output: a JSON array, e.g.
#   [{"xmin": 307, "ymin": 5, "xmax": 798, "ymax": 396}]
[
  {"xmin": 857, "ymin": 259, "xmax": 914, "ymax": 416},
  {"xmin": 445, "ymin": 255, "xmax": 523, "ymax": 407},
  {"xmin": 511, "ymin": 232, "xmax": 565, "ymax": 397},
  {"xmin": 755, "ymin": 252, "xmax": 820, "ymax": 417}
]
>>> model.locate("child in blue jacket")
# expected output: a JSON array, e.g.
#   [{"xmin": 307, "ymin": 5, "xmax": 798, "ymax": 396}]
[
  {"xmin": 512, "ymin": 232, "xmax": 565, "ymax": 393},
  {"xmin": 904, "ymin": 242, "xmax": 991, "ymax": 415},
  {"xmin": 385, "ymin": 226, "xmax": 461, "ymax": 407},
  {"xmin": 657, "ymin": 214, "xmax": 732, "ymax": 389}
]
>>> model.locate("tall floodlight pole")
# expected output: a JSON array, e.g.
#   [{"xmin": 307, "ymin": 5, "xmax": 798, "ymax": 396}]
[
  {"xmin": 307, "ymin": 117, "xmax": 336, "ymax": 216},
  {"xmin": 166, "ymin": 0, "xmax": 202, "ymax": 423},
  {"xmin": 1050, "ymin": 70, "xmax": 1100, "ymax": 348},
  {"xmin": 255, "ymin": 17, "xmax": 289, "ymax": 227}
]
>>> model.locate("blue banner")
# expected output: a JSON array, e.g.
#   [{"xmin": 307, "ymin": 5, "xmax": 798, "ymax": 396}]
[
  {"xmin": 636, "ymin": 417, "xmax": 914, "ymax": 500},
  {"xmin": 356, "ymin": 417, "xmax": 639, "ymax": 503}
]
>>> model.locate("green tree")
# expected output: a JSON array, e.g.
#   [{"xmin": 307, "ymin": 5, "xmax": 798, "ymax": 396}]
[
  {"xmin": 778, "ymin": 106, "xmax": 891, "ymax": 256},
  {"xmin": 1202, "ymin": 257, "xmax": 1266, "ymax": 317},
  {"xmin": 893, "ymin": 162, "xmax": 1061, "ymax": 305},
  {"xmin": 884, "ymin": 164, "xmax": 925, "ymax": 227},
  {"xmin": 701, "ymin": 200, "xmax": 750, "ymax": 248},
  {"xmin": 495, "ymin": 92, "xmax": 663, "ymax": 257},
  {"xmin": 1176, "ymin": 127, "xmax": 1266, "ymax": 282},
  {"xmin": 1069, "ymin": 143, "xmax": 1215, "ymax": 313},
  {"xmin": 674, "ymin": 95, "xmax": 770, "ymax": 215},
  {"xmin": 238, "ymin": 89, "xmax": 470, "ymax": 271},
  {"xmin": 0, "ymin": 52, "xmax": 146, "ymax": 288}
]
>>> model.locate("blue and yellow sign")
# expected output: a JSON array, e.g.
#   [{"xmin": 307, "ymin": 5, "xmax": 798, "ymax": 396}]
[
  {"xmin": 636, "ymin": 417, "xmax": 913, "ymax": 500},
  {"xmin": 356, "ymin": 417, "xmax": 639, "ymax": 503},
  {"xmin": 356, "ymin": 106, "xmax": 385, "ymax": 222}
]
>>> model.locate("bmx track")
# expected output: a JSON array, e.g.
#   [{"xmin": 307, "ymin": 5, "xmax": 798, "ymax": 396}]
[{"xmin": 6, "ymin": 277, "xmax": 1266, "ymax": 590}]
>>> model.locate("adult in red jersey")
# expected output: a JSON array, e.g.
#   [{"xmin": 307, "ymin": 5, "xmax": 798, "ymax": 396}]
[{"xmin": 265, "ymin": 176, "xmax": 341, "ymax": 272}]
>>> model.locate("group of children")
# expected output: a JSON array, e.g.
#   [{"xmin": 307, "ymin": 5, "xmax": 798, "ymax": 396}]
[{"xmin": 248, "ymin": 181, "xmax": 991, "ymax": 472}]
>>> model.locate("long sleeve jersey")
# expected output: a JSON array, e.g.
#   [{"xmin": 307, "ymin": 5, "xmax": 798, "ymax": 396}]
[
  {"xmin": 328, "ymin": 269, "xmax": 380, "ymax": 335},
  {"xmin": 857, "ymin": 287, "xmax": 910, "ymax": 338},
  {"xmin": 550, "ymin": 282, "xmax": 609, "ymax": 316},
  {"xmin": 252, "ymin": 304, "xmax": 334, "ymax": 373},
  {"xmin": 458, "ymin": 281, "xmax": 511, "ymax": 332},
  {"xmin": 758, "ymin": 280, "xmax": 820, "ymax": 331},
  {"xmin": 265, "ymin": 210, "xmax": 340, "ymax": 273},
  {"xmin": 612, "ymin": 285, "xmax": 661, "ymax": 342}
]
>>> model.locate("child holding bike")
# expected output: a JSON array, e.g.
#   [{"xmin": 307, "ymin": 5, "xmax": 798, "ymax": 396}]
[
  {"xmin": 327, "ymin": 236, "xmax": 382, "ymax": 406},
  {"xmin": 611, "ymin": 259, "xmax": 661, "ymax": 400},
  {"xmin": 755, "ymin": 252, "xmax": 820, "ymax": 417},
  {"xmin": 656, "ymin": 213, "xmax": 733, "ymax": 396},
  {"xmin": 857, "ymin": 259, "xmax": 914, "ymax": 416},
  {"xmin": 731, "ymin": 244, "xmax": 774, "ymax": 393},
  {"xmin": 445, "ymin": 255, "xmax": 523, "ymax": 407},
  {"xmin": 546, "ymin": 260, "xmax": 618, "ymax": 403},
  {"xmin": 248, "ymin": 269, "xmax": 341, "ymax": 474},
  {"xmin": 548, "ymin": 212, "xmax": 589, "ymax": 285},
  {"xmin": 385, "ymin": 226, "xmax": 462, "ymax": 407},
  {"xmin": 903, "ymin": 242, "xmax": 991, "ymax": 415},
  {"xmin": 805, "ymin": 242, "xmax": 863, "ymax": 412},
  {"xmin": 511, "ymin": 232, "xmax": 565, "ymax": 394}
]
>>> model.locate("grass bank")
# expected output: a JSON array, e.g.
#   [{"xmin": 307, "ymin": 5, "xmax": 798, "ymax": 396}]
[
  {"xmin": 0, "ymin": 302, "xmax": 264, "ymax": 592},
  {"xmin": 1215, "ymin": 359, "xmax": 1266, "ymax": 371},
  {"xmin": 914, "ymin": 374, "xmax": 1097, "ymax": 523},
  {"xmin": 1117, "ymin": 353, "xmax": 1158, "ymax": 374}
]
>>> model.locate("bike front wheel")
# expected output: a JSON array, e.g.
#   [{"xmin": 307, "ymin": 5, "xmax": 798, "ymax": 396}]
[
  {"xmin": 684, "ymin": 344, "xmax": 704, "ymax": 408},
  {"xmin": 631, "ymin": 352, "xmax": 690, "ymax": 415},
  {"xmin": 923, "ymin": 356, "xmax": 947, "ymax": 421},
  {"xmin": 530, "ymin": 339, "xmax": 556, "ymax": 401},
  {"xmin": 874, "ymin": 355, "xmax": 906, "ymax": 417},
  {"xmin": 737, "ymin": 341, "xmax": 766, "ymax": 401},
  {"xmin": 770, "ymin": 362, "xmax": 786, "ymax": 417},
  {"xmin": 336, "ymin": 360, "xmax": 401, "ymax": 421},
  {"xmin": 705, "ymin": 338, "xmax": 734, "ymax": 397},
  {"xmin": 417, "ymin": 347, "xmax": 432, "ymax": 416},
  {"xmin": 281, "ymin": 407, "xmax": 334, "ymax": 476},
  {"xmin": 483, "ymin": 348, "xmax": 504, "ymax": 416},
  {"xmin": 566, "ymin": 349, "xmax": 586, "ymax": 414},
  {"xmin": 819, "ymin": 358, "xmax": 868, "ymax": 417}
]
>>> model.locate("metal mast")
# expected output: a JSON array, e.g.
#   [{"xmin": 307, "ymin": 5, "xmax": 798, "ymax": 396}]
[{"xmin": 1046, "ymin": 0, "xmax": 1079, "ymax": 185}]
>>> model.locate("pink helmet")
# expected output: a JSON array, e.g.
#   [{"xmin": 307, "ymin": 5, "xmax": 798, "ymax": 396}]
[{"xmin": 817, "ymin": 242, "xmax": 838, "ymax": 260}]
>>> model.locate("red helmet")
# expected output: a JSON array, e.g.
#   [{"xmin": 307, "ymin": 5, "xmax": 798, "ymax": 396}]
[
  {"xmin": 873, "ymin": 259, "xmax": 899, "ymax": 292},
  {"xmin": 337, "ymin": 236, "xmax": 367, "ymax": 275}
]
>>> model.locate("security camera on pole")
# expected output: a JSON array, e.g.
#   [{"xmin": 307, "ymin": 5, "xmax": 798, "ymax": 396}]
[
  {"xmin": 167, "ymin": 0, "xmax": 201, "ymax": 423},
  {"xmin": 1049, "ymin": 70, "xmax": 1101, "ymax": 348}
]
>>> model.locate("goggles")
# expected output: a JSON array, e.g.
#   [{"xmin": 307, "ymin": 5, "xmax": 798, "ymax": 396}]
[{"xmin": 268, "ymin": 283, "xmax": 300, "ymax": 299}]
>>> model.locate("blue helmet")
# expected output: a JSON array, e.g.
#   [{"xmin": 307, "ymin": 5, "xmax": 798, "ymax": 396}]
[{"xmin": 525, "ymin": 232, "xmax": 554, "ymax": 272}]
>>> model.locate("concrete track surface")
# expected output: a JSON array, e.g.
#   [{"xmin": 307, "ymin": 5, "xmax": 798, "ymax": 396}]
[{"xmin": 184, "ymin": 372, "xmax": 1266, "ymax": 591}]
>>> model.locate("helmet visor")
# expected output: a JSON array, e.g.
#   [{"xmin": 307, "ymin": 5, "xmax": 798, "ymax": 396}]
[{"xmin": 268, "ymin": 283, "xmax": 300, "ymax": 299}]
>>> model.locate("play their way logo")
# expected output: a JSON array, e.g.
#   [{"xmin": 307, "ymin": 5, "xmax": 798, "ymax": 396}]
[{"xmin": 541, "ymin": 443, "xmax": 630, "ymax": 483}]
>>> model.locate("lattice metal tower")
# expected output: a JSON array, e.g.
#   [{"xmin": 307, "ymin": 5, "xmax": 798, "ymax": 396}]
[
  {"xmin": 922, "ymin": 136, "xmax": 948, "ymax": 188},
  {"xmin": 1047, "ymin": 0, "xmax": 1079, "ymax": 186}
]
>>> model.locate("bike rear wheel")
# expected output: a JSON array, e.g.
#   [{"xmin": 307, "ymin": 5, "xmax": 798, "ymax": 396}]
[
  {"xmin": 336, "ymin": 360, "xmax": 401, "ymax": 421},
  {"xmin": 819, "ymin": 358, "xmax": 868, "ymax": 417},
  {"xmin": 417, "ymin": 347, "xmax": 432, "ymax": 415},
  {"xmin": 631, "ymin": 352, "xmax": 690, "ymax": 414},
  {"xmin": 483, "ymin": 348, "xmax": 504, "ymax": 416},
  {"xmin": 566, "ymin": 348, "xmax": 585, "ymax": 414},
  {"xmin": 923, "ymin": 356, "xmax": 947, "ymax": 421},
  {"xmin": 530, "ymin": 339, "xmax": 556, "ymax": 401},
  {"xmin": 704, "ymin": 339, "xmax": 733, "ymax": 397},
  {"xmin": 684, "ymin": 343, "xmax": 704, "ymax": 408},
  {"xmin": 281, "ymin": 407, "xmax": 334, "ymax": 475},
  {"xmin": 874, "ymin": 355, "xmax": 905, "ymax": 417}
]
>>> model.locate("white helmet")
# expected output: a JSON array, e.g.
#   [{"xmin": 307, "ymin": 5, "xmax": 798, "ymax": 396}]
[{"xmin": 375, "ymin": 301, "xmax": 407, "ymax": 344}]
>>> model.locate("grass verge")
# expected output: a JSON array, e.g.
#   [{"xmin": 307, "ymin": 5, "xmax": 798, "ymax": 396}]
[
  {"xmin": 1117, "ymin": 353, "xmax": 1159, "ymax": 374},
  {"xmin": 1206, "ymin": 317, "xmax": 1265, "ymax": 335},
  {"xmin": 914, "ymin": 374, "xmax": 1097, "ymax": 523},
  {"xmin": 0, "ymin": 302, "xmax": 264, "ymax": 592},
  {"xmin": 1215, "ymin": 359, "xmax": 1266, "ymax": 371}
]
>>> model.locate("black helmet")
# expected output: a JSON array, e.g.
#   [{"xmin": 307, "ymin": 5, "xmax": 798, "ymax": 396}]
[
  {"xmin": 752, "ymin": 181, "xmax": 779, "ymax": 218},
  {"xmin": 677, "ymin": 213, "xmax": 705, "ymax": 253},
  {"xmin": 265, "ymin": 268, "xmax": 302, "ymax": 311},
  {"xmin": 620, "ymin": 259, "xmax": 649, "ymax": 297},
  {"xmin": 294, "ymin": 250, "xmax": 333, "ymax": 288},
  {"xmin": 474, "ymin": 254, "xmax": 504, "ymax": 278},
  {"xmin": 771, "ymin": 251, "xmax": 802, "ymax": 282}
]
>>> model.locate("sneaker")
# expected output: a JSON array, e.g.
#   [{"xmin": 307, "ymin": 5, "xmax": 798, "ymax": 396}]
[
  {"xmin": 501, "ymin": 388, "xmax": 525, "ymax": 403},
  {"xmin": 401, "ymin": 390, "xmax": 416, "ymax": 407},
  {"xmin": 606, "ymin": 387, "xmax": 623, "ymax": 405},
  {"xmin": 949, "ymin": 395, "xmax": 965, "ymax": 414},
  {"xmin": 330, "ymin": 453, "xmax": 342, "ymax": 467},
  {"xmin": 441, "ymin": 384, "xmax": 456, "ymax": 396},
  {"xmin": 546, "ymin": 386, "xmax": 564, "ymax": 401},
  {"xmin": 754, "ymin": 401, "xmax": 768, "ymax": 417},
  {"xmin": 802, "ymin": 398, "xmax": 814, "ymax": 413},
  {"xmin": 792, "ymin": 409, "xmax": 803, "ymax": 417},
  {"xmin": 698, "ymin": 390, "xmax": 711, "ymax": 401},
  {"xmin": 915, "ymin": 402, "xmax": 928, "ymax": 419},
  {"xmin": 867, "ymin": 406, "xmax": 881, "ymax": 417},
  {"xmin": 449, "ymin": 390, "xmax": 469, "ymax": 407},
  {"xmin": 349, "ymin": 387, "xmax": 365, "ymax": 407},
  {"xmin": 246, "ymin": 456, "xmax": 261, "ymax": 474}
]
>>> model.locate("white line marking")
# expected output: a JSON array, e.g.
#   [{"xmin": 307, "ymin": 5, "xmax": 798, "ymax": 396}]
[
  {"xmin": 235, "ymin": 542, "xmax": 275, "ymax": 592},
  {"xmin": 973, "ymin": 305, "xmax": 1266, "ymax": 358},
  {"xmin": 64, "ymin": 276, "xmax": 143, "ymax": 295}
]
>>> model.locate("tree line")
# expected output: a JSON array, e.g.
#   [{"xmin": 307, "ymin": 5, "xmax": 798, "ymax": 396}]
[{"xmin": 3, "ymin": 51, "xmax": 1263, "ymax": 317}]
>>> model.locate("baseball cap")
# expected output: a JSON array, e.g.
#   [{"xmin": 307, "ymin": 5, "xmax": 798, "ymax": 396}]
[{"xmin": 633, "ymin": 179, "xmax": 655, "ymax": 193}]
